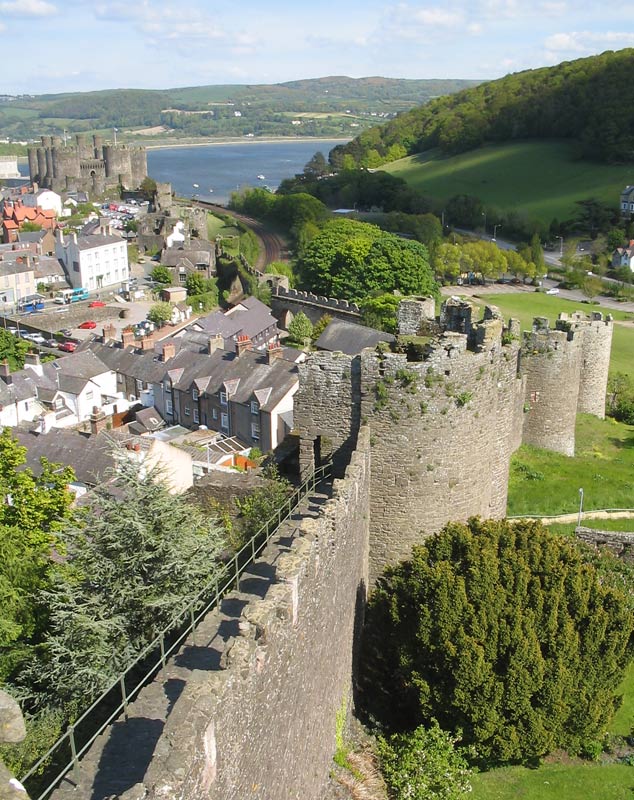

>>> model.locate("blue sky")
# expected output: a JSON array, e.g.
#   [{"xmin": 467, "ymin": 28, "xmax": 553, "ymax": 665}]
[{"xmin": 3, "ymin": 0, "xmax": 634, "ymax": 94}]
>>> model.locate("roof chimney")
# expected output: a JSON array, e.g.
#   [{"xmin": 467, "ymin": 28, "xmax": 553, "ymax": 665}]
[
  {"xmin": 266, "ymin": 341, "xmax": 283, "ymax": 364},
  {"xmin": 235, "ymin": 334, "xmax": 252, "ymax": 357},
  {"xmin": 89, "ymin": 406, "xmax": 108, "ymax": 435},
  {"xmin": 102, "ymin": 323, "xmax": 116, "ymax": 343},
  {"xmin": 121, "ymin": 329, "xmax": 136, "ymax": 348},
  {"xmin": 208, "ymin": 334, "xmax": 223, "ymax": 355},
  {"xmin": 161, "ymin": 342, "xmax": 176, "ymax": 362},
  {"xmin": 0, "ymin": 359, "xmax": 12, "ymax": 385},
  {"xmin": 24, "ymin": 351, "xmax": 43, "ymax": 376},
  {"xmin": 141, "ymin": 335, "xmax": 155, "ymax": 351}
]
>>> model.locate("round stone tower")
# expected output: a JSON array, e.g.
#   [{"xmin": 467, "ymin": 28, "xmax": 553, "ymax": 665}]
[
  {"xmin": 93, "ymin": 134, "xmax": 104, "ymax": 160},
  {"xmin": 521, "ymin": 318, "xmax": 582, "ymax": 457},
  {"xmin": 563, "ymin": 311, "xmax": 613, "ymax": 418},
  {"xmin": 27, "ymin": 148, "xmax": 38, "ymax": 182}
]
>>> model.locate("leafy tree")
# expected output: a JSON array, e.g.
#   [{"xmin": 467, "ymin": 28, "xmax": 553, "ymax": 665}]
[
  {"xmin": 139, "ymin": 176, "xmax": 157, "ymax": 201},
  {"xmin": 361, "ymin": 518, "xmax": 634, "ymax": 764},
  {"xmin": 265, "ymin": 261, "xmax": 296, "ymax": 287},
  {"xmin": 234, "ymin": 466, "xmax": 292, "ymax": 547},
  {"xmin": 530, "ymin": 233, "xmax": 545, "ymax": 274},
  {"xmin": 359, "ymin": 293, "xmax": 400, "ymax": 333},
  {"xmin": 150, "ymin": 265, "xmax": 171, "ymax": 284},
  {"xmin": 311, "ymin": 313, "xmax": 332, "ymax": 341},
  {"xmin": 581, "ymin": 274, "xmax": 603, "ymax": 300},
  {"xmin": 303, "ymin": 151, "xmax": 329, "ymax": 179},
  {"xmin": 286, "ymin": 311, "xmax": 313, "ymax": 347},
  {"xmin": 147, "ymin": 301, "xmax": 173, "ymax": 326},
  {"xmin": 298, "ymin": 218, "xmax": 437, "ymax": 302},
  {"xmin": 0, "ymin": 330, "xmax": 29, "ymax": 371},
  {"xmin": 185, "ymin": 272, "xmax": 206, "ymax": 296},
  {"xmin": 607, "ymin": 228, "xmax": 626, "ymax": 250},
  {"xmin": 0, "ymin": 430, "xmax": 75, "ymax": 680},
  {"xmin": 29, "ymin": 456, "xmax": 225, "ymax": 707},
  {"xmin": 378, "ymin": 723, "xmax": 473, "ymax": 800}
]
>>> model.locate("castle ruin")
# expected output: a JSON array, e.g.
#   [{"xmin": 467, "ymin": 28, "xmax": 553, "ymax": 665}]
[{"xmin": 27, "ymin": 134, "xmax": 147, "ymax": 196}]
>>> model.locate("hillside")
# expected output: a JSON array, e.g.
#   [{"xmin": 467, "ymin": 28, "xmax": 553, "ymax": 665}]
[
  {"xmin": 0, "ymin": 76, "xmax": 479, "ymax": 144},
  {"xmin": 331, "ymin": 49, "xmax": 634, "ymax": 168},
  {"xmin": 384, "ymin": 140, "xmax": 634, "ymax": 224}
]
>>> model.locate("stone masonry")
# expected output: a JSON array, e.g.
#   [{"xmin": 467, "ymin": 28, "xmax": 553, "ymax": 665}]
[{"xmin": 50, "ymin": 429, "xmax": 371, "ymax": 800}]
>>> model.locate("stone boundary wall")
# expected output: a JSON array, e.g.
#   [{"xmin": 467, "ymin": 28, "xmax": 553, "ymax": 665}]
[
  {"xmin": 576, "ymin": 526, "xmax": 634, "ymax": 559},
  {"xmin": 271, "ymin": 287, "xmax": 361, "ymax": 326},
  {"xmin": 146, "ymin": 430, "xmax": 370, "ymax": 799},
  {"xmin": 51, "ymin": 430, "xmax": 371, "ymax": 800}
]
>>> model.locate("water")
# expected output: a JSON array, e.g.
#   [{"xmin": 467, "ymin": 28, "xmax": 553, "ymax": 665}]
[{"xmin": 146, "ymin": 139, "xmax": 345, "ymax": 204}]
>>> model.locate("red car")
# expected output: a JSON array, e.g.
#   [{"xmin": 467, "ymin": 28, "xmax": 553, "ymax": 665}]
[
  {"xmin": 58, "ymin": 341, "xmax": 77, "ymax": 353},
  {"xmin": 89, "ymin": 300, "xmax": 106, "ymax": 308},
  {"xmin": 78, "ymin": 320, "xmax": 97, "ymax": 329}
]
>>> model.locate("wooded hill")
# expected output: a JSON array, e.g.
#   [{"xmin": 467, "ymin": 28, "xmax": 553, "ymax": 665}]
[
  {"xmin": 0, "ymin": 76, "xmax": 478, "ymax": 142},
  {"xmin": 331, "ymin": 49, "xmax": 634, "ymax": 168}
]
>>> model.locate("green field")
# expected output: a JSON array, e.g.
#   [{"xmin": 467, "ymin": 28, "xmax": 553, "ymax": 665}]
[
  {"xmin": 507, "ymin": 414, "xmax": 634, "ymax": 516},
  {"xmin": 471, "ymin": 762, "xmax": 634, "ymax": 800},
  {"xmin": 546, "ymin": 518, "xmax": 634, "ymax": 537},
  {"xmin": 469, "ymin": 292, "xmax": 634, "ymax": 379},
  {"xmin": 384, "ymin": 140, "xmax": 633, "ymax": 224}
]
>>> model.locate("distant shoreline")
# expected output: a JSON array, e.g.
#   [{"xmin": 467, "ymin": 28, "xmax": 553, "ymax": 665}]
[{"xmin": 144, "ymin": 136, "xmax": 349, "ymax": 151}]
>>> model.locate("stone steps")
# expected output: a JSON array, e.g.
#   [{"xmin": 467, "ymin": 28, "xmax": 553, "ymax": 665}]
[{"xmin": 48, "ymin": 487, "xmax": 332, "ymax": 800}]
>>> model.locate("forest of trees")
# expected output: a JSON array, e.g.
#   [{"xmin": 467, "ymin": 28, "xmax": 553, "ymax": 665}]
[{"xmin": 331, "ymin": 49, "xmax": 634, "ymax": 168}]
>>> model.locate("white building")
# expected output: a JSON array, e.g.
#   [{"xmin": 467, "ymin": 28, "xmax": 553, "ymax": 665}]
[
  {"xmin": 56, "ymin": 221, "xmax": 129, "ymax": 291},
  {"xmin": 22, "ymin": 189, "xmax": 62, "ymax": 218}
]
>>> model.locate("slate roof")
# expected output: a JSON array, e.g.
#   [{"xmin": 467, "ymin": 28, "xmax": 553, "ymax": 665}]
[
  {"xmin": 192, "ymin": 296, "xmax": 278, "ymax": 344},
  {"xmin": 315, "ymin": 318, "xmax": 396, "ymax": 355},
  {"xmin": 75, "ymin": 233, "xmax": 123, "ymax": 251},
  {"xmin": 0, "ymin": 371, "xmax": 40, "ymax": 405},
  {"xmin": 85, "ymin": 342, "xmax": 167, "ymax": 385},
  {"xmin": 162, "ymin": 248, "xmax": 211, "ymax": 267},
  {"xmin": 12, "ymin": 427, "xmax": 115, "ymax": 485},
  {"xmin": 160, "ymin": 347, "xmax": 298, "ymax": 411}
]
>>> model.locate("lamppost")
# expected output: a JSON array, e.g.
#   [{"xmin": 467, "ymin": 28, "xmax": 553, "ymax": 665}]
[
  {"xmin": 577, "ymin": 487, "xmax": 584, "ymax": 529},
  {"xmin": 493, "ymin": 224, "xmax": 502, "ymax": 241},
  {"xmin": 555, "ymin": 235, "xmax": 564, "ymax": 257},
  {"xmin": 113, "ymin": 127, "xmax": 118, "ymax": 146},
  {"xmin": 481, "ymin": 211, "xmax": 487, "ymax": 234}
]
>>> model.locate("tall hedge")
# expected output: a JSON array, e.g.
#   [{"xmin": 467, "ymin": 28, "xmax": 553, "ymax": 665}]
[{"xmin": 361, "ymin": 518, "xmax": 634, "ymax": 764}]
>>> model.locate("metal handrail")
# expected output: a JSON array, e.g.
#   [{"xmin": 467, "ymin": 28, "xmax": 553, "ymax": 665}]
[{"xmin": 19, "ymin": 462, "xmax": 332, "ymax": 800}]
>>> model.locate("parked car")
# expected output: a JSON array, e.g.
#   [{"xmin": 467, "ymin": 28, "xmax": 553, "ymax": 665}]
[
  {"xmin": 546, "ymin": 287, "xmax": 560, "ymax": 295},
  {"xmin": 22, "ymin": 332, "xmax": 47, "ymax": 344},
  {"xmin": 58, "ymin": 341, "xmax": 77, "ymax": 353},
  {"xmin": 78, "ymin": 320, "xmax": 97, "ymax": 329},
  {"xmin": 89, "ymin": 300, "xmax": 106, "ymax": 308},
  {"xmin": 44, "ymin": 338, "xmax": 58, "ymax": 349},
  {"xmin": 58, "ymin": 328, "xmax": 74, "ymax": 338}
]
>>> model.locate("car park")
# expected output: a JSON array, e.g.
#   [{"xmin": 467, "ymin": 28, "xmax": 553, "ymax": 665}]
[
  {"xmin": 78, "ymin": 320, "xmax": 97, "ymax": 329},
  {"xmin": 58, "ymin": 341, "xmax": 77, "ymax": 353}
]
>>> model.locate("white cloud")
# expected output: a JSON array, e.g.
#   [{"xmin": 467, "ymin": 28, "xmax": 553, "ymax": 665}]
[
  {"xmin": 544, "ymin": 29, "xmax": 634, "ymax": 55},
  {"xmin": 0, "ymin": 0, "xmax": 57, "ymax": 15},
  {"xmin": 411, "ymin": 7, "xmax": 464, "ymax": 26}
]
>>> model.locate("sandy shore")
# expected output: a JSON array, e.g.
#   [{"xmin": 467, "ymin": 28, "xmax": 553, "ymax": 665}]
[{"xmin": 143, "ymin": 136, "xmax": 349, "ymax": 151}]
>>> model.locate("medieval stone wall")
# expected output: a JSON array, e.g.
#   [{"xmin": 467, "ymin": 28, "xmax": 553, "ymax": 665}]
[
  {"xmin": 271, "ymin": 287, "xmax": 361, "ymax": 326},
  {"xmin": 49, "ymin": 429, "xmax": 371, "ymax": 800},
  {"xmin": 565, "ymin": 312, "xmax": 613, "ymax": 418}
]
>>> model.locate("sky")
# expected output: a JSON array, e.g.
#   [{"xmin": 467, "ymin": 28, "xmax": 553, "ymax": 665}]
[{"xmin": 3, "ymin": 0, "xmax": 634, "ymax": 94}]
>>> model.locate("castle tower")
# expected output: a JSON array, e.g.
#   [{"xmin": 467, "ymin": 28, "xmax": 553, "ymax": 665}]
[
  {"xmin": 520, "ymin": 318, "xmax": 582, "ymax": 456},
  {"xmin": 27, "ymin": 148, "xmax": 38, "ymax": 182},
  {"xmin": 562, "ymin": 311, "xmax": 613, "ymax": 418},
  {"xmin": 93, "ymin": 134, "xmax": 104, "ymax": 160}
]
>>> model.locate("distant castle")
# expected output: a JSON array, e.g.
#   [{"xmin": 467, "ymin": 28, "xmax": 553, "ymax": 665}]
[{"xmin": 27, "ymin": 134, "xmax": 147, "ymax": 196}]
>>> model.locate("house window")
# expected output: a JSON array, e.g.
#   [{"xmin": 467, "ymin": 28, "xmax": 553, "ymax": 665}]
[
  {"xmin": 85, "ymin": 390, "xmax": 93, "ymax": 402},
  {"xmin": 220, "ymin": 390, "xmax": 227, "ymax": 405},
  {"xmin": 166, "ymin": 398, "xmax": 173, "ymax": 415},
  {"xmin": 212, "ymin": 408, "xmax": 218, "ymax": 420},
  {"xmin": 250, "ymin": 400, "xmax": 259, "ymax": 415},
  {"xmin": 54, "ymin": 397, "xmax": 63, "ymax": 410},
  {"xmin": 193, "ymin": 408, "xmax": 199, "ymax": 424},
  {"xmin": 192, "ymin": 387, "xmax": 199, "ymax": 401},
  {"xmin": 184, "ymin": 405, "xmax": 190, "ymax": 416},
  {"xmin": 164, "ymin": 381, "xmax": 171, "ymax": 394},
  {"xmin": 251, "ymin": 421, "xmax": 260, "ymax": 441},
  {"xmin": 221, "ymin": 412, "xmax": 229, "ymax": 431},
  {"xmin": 117, "ymin": 373, "xmax": 123, "ymax": 383},
  {"xmin": 136, "ymin": 379, "xmax": 143, "ymax": 393}
]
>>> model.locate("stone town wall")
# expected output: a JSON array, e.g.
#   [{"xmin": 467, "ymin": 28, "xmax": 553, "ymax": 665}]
[
  {"xmin": 271, "ymin": 287, "xmax": 361, "ymax": 326},
  {"xmin": 576, "ymin": 527, "xmax": 634, "ymax": 561},
  {"xmin": 359, "ymin": 336, "xmax": 523, "ymax": 581},
  {"xmin": 143, "ymin": 430, "xmax": 371, "ymax": 800},
  {"xmin": 564, "ymin": 311, "xmax": 613, "ymax": 418},
  {"xmin": 521, "ymin": 322, "xmax": 582, "ymax": 457}
]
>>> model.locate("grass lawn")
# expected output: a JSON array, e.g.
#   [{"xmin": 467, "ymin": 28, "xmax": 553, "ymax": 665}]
[
  {"xmin": 507, "ymin": 414, "xmax": 634, "ymax": 516},
  {"xmin": 545, "ymin": 519, "xmax": 634, "ymax": 537},
  {"xmin": 384, "ymin": 139, "xmax": 634, "ymax": 224},
  {"xmin": 469, "ymin": 292, "xmax": 634, "ymax": 380},
  {"xmin": 471, "ymin": 762, "xmax": 634, "ymax": 800}
]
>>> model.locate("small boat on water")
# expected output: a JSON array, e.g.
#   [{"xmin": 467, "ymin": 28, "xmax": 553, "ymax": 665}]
[
  {"xmin": 209, "ymin": 188, "xmax": 213, "ymax": 193},
  {"xmin": 257, "ymin": 174, "xmax": 265, "ymax": 180},
  {"xmin": 193, "ymin": 183, "xmax": 199, "ymax": 188}
]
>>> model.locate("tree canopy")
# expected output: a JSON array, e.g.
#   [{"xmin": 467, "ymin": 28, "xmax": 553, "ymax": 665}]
[
  {"xmin": 331, "ymin": 48, "xmax": 634, "ymax": 168},
  {"xmin": 361, "ymin": 518, "xmax": 634, "ymax": 765},
  {"xmin": 297, "ymin": 218, "xmax": 438, "ymax": 302}
]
